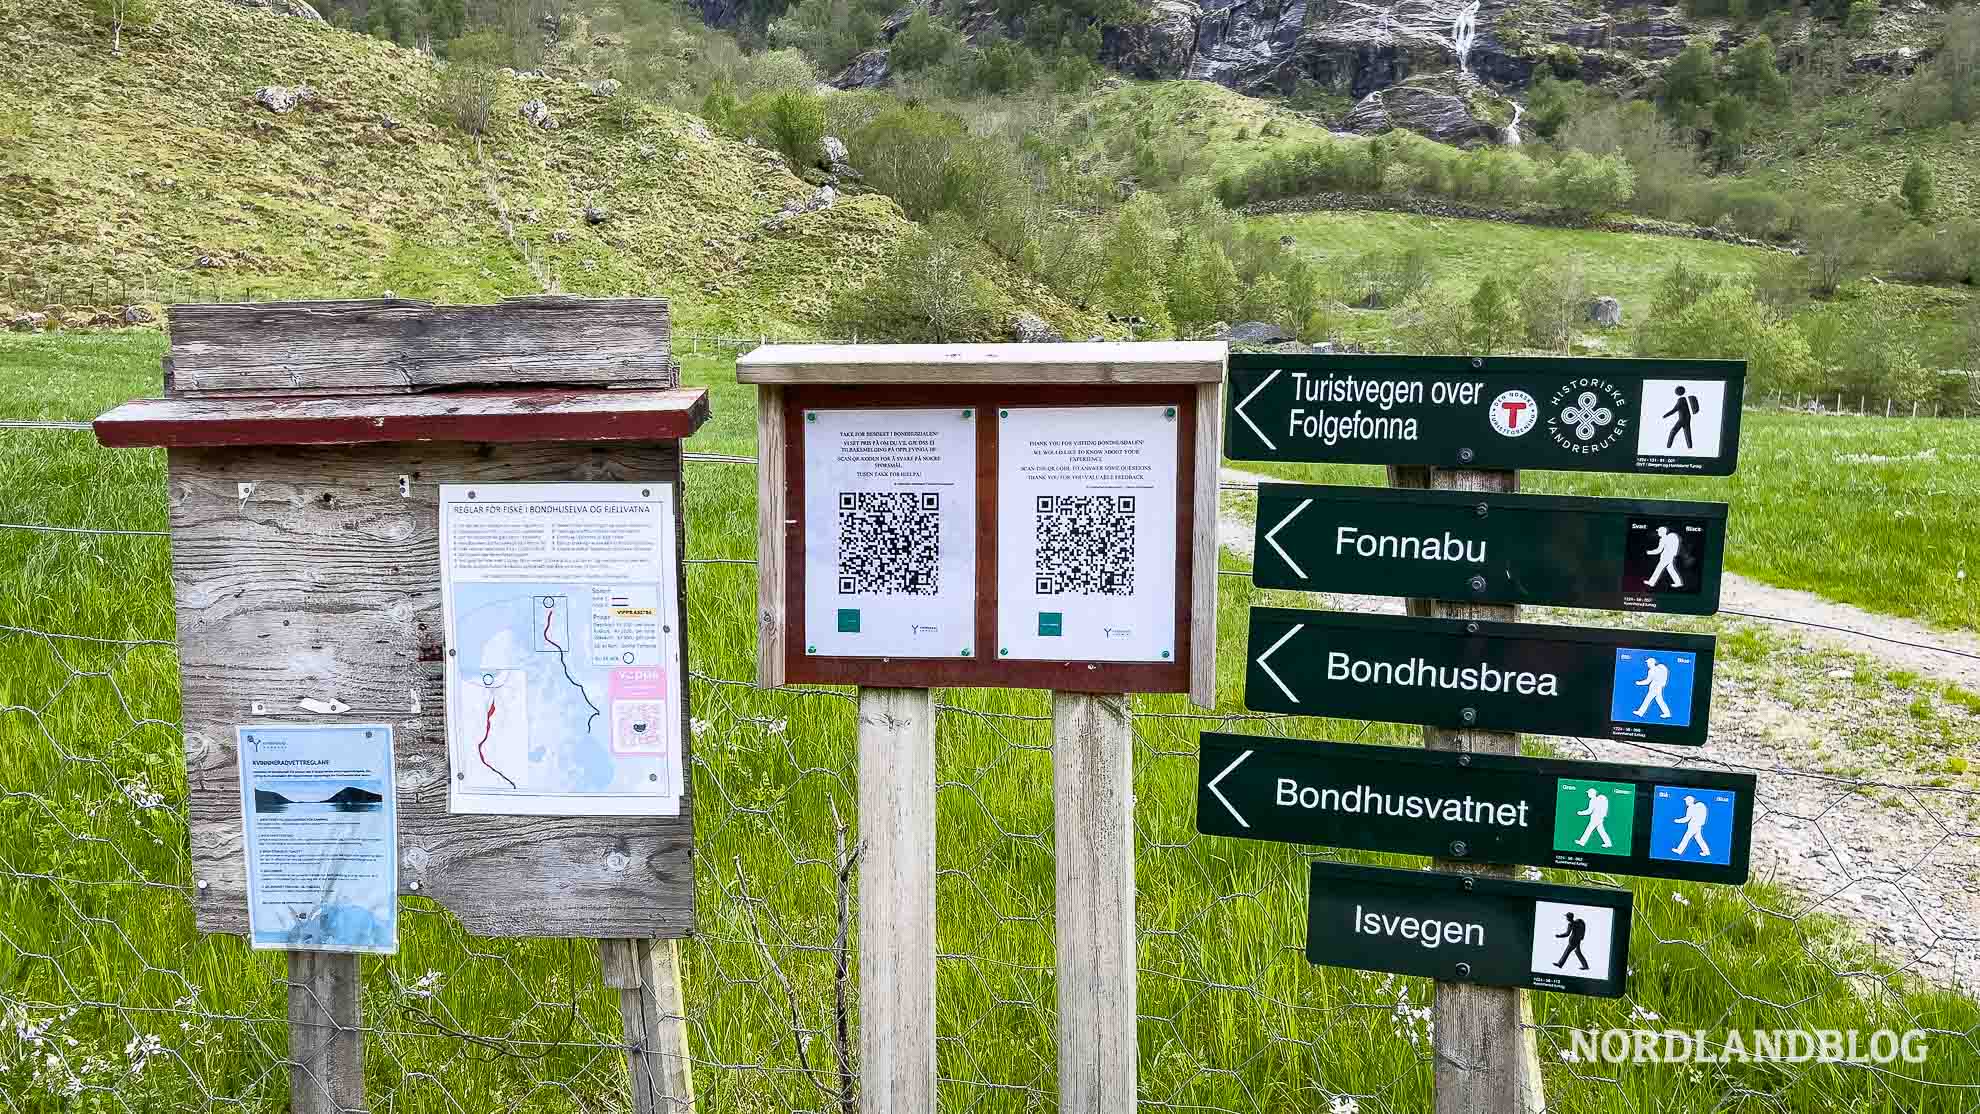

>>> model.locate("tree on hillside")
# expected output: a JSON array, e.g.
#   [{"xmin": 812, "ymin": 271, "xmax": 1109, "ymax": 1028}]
[
  {"xmin": 1708, "ymin": 95, "xmax": 1753, "ymax": 167},
  {"xmin": 1165, "ymin": 235, "xmax": 1239, "ymax": 336},
  {"xmin": 1802, "ymin": 204, "xmax": 1879, "ymax": 295},
  {"xmin": 1240, "ymin": 272, "xmax": 1291, "ymax": 327},
  {"xmin": 1100, "ymin": 194, "xmax": 1172, "ymax": 336},
  {"xmin": 1662, "ymin": 41, "xmax": 1718, "ymax": 123},
  {"xmin": 1636, "ymin": 283, "xmax": 1816, "ymax": 395},
  {"xmin": 759, "ymin": 90, "xmax": 827, "ymax": 169},
  {"xmin": 1467, "ymin": 276, "xmax": 1521, "ymax": 354},
  {"xmin": 1726, "ymin": 35, "xmax": 1788, "ymax": 105},
  {"xmin": 92, "ymin": 0, "xmax": 155, "ymax": 53},
  {"xmin": 1900, "ymin": 158, "xmax": 1936, "ymax": 218},
  {"xmin": 1843, "ymin": 0, "xmax": 1875, "ymax": 36},
  {"xmin": 891, "ymin": 8, "xmax": 963, "ymax": 72}
]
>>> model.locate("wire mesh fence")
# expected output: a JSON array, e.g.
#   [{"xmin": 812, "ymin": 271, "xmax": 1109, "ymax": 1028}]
[{"xmin": 3, "ymin": 383, "xmax": 1980, "ymax": 1114}]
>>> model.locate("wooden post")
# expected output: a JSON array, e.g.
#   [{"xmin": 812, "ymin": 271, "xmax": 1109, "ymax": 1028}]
[
  {"xmin": 288, "ymin": 951, "xmax": 363, "ymax": 1114},
  {"xmin": 1052, "ymin": 691, "xmax": 1137, "ymax": 1114},
  {"xmin": 857, "ymin": 687, "xmax": 937, "ymax": 1114},
  {"xmin": 1392, "ymin": 465, "xmax": 1545, "ymax": 1114},
  {"xmin": 600, "ymin": 938, "xmax": 697, "ymax": 1112}
]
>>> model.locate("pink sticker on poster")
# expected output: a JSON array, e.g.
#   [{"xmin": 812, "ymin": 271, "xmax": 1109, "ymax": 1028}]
[{"xmin": 609, "ymin": 667, "xmax": 669, "ymax": 756}]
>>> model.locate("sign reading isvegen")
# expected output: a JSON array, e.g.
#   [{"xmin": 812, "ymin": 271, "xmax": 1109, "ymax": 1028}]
[{"xmin": 1225, "ymin": 354, "xmax": 1745, "ymax": 475}]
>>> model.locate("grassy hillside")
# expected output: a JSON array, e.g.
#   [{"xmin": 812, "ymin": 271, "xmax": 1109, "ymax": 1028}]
[{"xmin": 0, "ymin": 0, "xmax": 1100, "ymax": 336}]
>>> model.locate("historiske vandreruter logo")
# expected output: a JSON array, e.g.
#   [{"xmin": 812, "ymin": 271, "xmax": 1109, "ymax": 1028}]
[{"xmin": 1547, "ymin": 378, "xmax": 1630, "ymax": 455}]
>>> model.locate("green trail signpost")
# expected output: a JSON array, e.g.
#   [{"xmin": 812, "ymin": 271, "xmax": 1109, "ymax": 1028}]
[
  {"xmin": 1198, "ymin": 734, "xmax": 1755, "ymax": 884},
  {"xmin": 1225, "ymin": 353, "xmax": 1745, "ymax": 475},
  {"xmin": 1308, "ymin": 861, "xmax": 1633, "ymax": 998},
  {"xmin": 1253, "ymin": 484, "xmax": 1728, "ymax": 614},
  {"xmin": 1245, "ymin": 607, "xmax": 1716, "ymax": 746}
]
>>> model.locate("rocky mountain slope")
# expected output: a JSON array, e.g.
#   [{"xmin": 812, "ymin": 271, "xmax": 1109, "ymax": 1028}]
[{"xmin": 0, "ymin": 0, "xmax": 1091, "ymax": 335}]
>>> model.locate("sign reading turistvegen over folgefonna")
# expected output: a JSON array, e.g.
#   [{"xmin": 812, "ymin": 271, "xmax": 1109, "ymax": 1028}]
[{"xmin": 1226, "ymin": 354, "xmax": 1746, "ymax": 475}]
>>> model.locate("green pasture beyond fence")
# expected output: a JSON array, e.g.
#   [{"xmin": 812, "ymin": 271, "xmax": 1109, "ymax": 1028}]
[{"xmin": 1, "ymin": 339, "xmax": 1978, "ymax": 1114}]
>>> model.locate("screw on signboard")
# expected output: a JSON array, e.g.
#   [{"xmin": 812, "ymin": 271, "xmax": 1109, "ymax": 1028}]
[
  {"xmin": 1470, "ymin": 358, "xmax": 1484, "ymax": 369},
  {"xmin": 1474, "ymin": 502, "xmax": 1488, "ymax": 518},
  {"xmin": 1455, "ymin": 963, "xmax": 1472, "ymax": 978},
  {"xmin": 1458, "ymin": 447, "xmax": 1476, "ymax": 464},
  {"xmin": 1450, "ymin": 840, "xmax": 1469, "ymax": 857},
  {"xmin": 1462, "ymin": 878, "xmax": 1475, "ymax": 892},
  {"xmin": 1465, "ymin": 622, "xmax": 1479, "ymax": 634},
  {"xmin": 1458, "ymin": 754, "xmax": 1471, "ymax": 766},
  {"xmin": 1469, "ymin": 575, "xmax": 1487, "ymax": 592},
  {"xmin": 1461, "ymin": 707, "xmax": 1478, "ymax": 724}
]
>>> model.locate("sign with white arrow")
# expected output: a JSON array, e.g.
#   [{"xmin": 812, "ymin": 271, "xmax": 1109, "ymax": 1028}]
[
  {"xmin": 1196, "ymin": 733, "xmax": 1754, "ymax": 884},
  {"xmin": 1252, "ymin": 483, "xmax": 1728, "ymax": 614},
  {"xmin": 297, "ymin": 697, "xmax": 352, "ymax": 715},
  {"xmin": 1244, "ymin": 607, "xmax": 1717, "ymax": 746},
  {"xmin": 1225, "ymin": 353, "xmax": 1745, "ymax": 475}
]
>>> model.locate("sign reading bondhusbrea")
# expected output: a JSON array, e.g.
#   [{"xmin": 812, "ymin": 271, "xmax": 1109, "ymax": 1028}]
[
  {"xmin": 1225, "ymin": 354, "xmax": 1745, "ymax": 475},
  {"xmin": 1245, "ymin": 608, "xmax": 1716, "ymax": 746}
]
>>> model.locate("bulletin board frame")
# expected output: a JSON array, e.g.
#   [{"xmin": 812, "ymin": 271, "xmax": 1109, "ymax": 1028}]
[{"xmin": 739, "ymin": 343, "xmax": 1226, "ymax": 707}]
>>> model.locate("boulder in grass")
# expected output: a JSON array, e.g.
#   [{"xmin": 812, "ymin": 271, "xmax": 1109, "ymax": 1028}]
[{"xmin": 1587, "ymin": 296, "xmax": 1623, "ymax": 327}]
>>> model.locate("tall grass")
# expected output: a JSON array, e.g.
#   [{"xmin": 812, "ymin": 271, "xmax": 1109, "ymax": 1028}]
[{"xmin": 0, "ymin": 332, "xmax": 1975, "ymax": 1111}]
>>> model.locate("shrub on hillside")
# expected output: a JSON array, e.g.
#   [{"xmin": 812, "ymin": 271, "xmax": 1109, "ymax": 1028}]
[
  {"xmin": 1240, "ymin": 272, "xmax": 1292, "ymax": 328},
  {"xmin": 1636, "ymin": 282, "xmax": 1816, "ymax": 395},
  {"xmin": 1099, "ymin": 193, "xmax": 1173, "ymax": 334},
  {"xmin": 1802, "ymin": 204, "xmax": 1884, "ymax": 295},
  {"xmin": 966, "ymin": 40, "xmax": 1039, "ymax": 94},
  {"xmin": 1900, "ymin": 158, "xmax": 1935, "ymax": 219},
  {"xmin": 1518, "ymin": 259, "xmax": 1589, "ymax": 352},
  {"xmin": 1348, "ymin": 246, "xmax": 1434, "ymax": 308},
  {"xmin": 1546, "ymin": 151, "xmax": 1634, "ymax": 216},
  {"xmin": 1467, "ymin": 276, "xmax": 1521, "ymax": 354},
  {"xmin": 740, "ymin": 49, "xmax": 819, "ymax": 96},
  {"xmin": 1797, "ymin": 304, "xmax": 1938, "ymax": 401},
  {"xmin": 826, "ymin": 213, "xmax": 1001, "ymax": 341},
  {"xmin": 1884, "ymin": 220, "xmax": 1978, "ymax": 284},
  {"xmin": 1166, "ymin": 234, "xmax": 1241, "ymax": 336},
  {"xmin": 435, "ymin": 29, "xmax": 508, "ymax": 136},
  {"xmin": 891, "ymin": 8, "xmax": 963, "ymax": 72},
  {"xmin": 737, "ymin": 89, "xmax": 828, "ymax": 169},
  {"xmin": 1391, "ymin": 288, "xmax": 1473, "ymax": 355},
  {"xmin": 1890, "ymin": 7, "xmax": 1978, "ymax": 126}
]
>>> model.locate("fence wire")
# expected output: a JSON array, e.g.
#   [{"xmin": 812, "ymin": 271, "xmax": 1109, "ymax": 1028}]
[{"xmin": 3, "ymin": 390, "xmax": 1980, "ymax": 1114}]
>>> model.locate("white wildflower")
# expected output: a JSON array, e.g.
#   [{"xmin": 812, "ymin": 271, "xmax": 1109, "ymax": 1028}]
[
  {"xmin": 406, "ymin": 970, "xmax": 444, "ymax": 1000},
  {"xmin": 690, "ymin": 717, "xmax": 712, "ymax": 738},
  {"xmin": 1330, "ymin": 1097, "xmax": 1361, "ymax": 1114},
  {"xmin": 123, "ymin": 1033, "xmax": 165, "ymax": 1073},
  {"xmin": 1559, "ymin": 1048, "xmax": 1579, "ymax": 1063},
  {"xmin": 1671, "ymin": 892, "xmax": 1691, "ymax": 906}
]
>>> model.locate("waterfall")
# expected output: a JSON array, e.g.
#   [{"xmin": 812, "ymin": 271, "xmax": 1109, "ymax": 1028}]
[
  {"xmin": 1451, "ymin": 0, "xmax": 1479, "ymax": 75},
  {"xmin": 1504, "ymin": 101, "xmax": 1523, "ymax": 147}
]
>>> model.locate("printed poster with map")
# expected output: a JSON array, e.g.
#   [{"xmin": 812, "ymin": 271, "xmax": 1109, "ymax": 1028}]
[{"xmin": 439, "ymin": 483, "xmax": 684, "ymax": 816}]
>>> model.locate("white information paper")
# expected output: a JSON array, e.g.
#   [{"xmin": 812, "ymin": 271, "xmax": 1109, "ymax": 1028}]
[
  {"xmin": 802, "ymin": 407, "xmax": 976, "ymax": 659},
  {"xmin": 237, "ymin": 723, "xmax": 398, "ymax": 954},
  {"xmin": 439, "ymin": 482, "xmax": 684, "ymax": 816},
  {"xmin": 996, "ymin": 405, "xmax": 1178, "ymax": 663}
]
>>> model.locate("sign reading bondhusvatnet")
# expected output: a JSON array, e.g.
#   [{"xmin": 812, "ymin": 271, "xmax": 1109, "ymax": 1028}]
[
  {"xmin": 1225, "ymin": 353, "xmax": 1745, "ymax": 475},
  {"xmin": 1244, "ymin": 608, "xmax": 1715, "ymax": 746},
  {"xmin": 1307, "ymin": 861, "xmax": 1632, "ymax": 998},
  {"xmin": 803, "ymin": 407, "xmax": 977, "ymax": 659},
  {"xmin": 996, "ymin": 405, "xmax": 1180, "ymax": 662},
  {"xmin": 1196, "ymin": 734, "xmax": 1754, "ymax": 883},
  {"xmin": 440, "ymin": 483, "xmax": 685, "ymax": 817}
]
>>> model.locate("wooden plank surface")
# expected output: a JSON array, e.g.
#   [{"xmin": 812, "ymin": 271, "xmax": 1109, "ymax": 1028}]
[
  {"xmin": 754, "ymin": 386, "xmax": 787, "ymax": 689},
  {"xmin": 736, "ymin": 342, "xmax": 1226, "ymax": 385},
  {"xmin": 1189, "ymin": 381, "xmax": 1221, "ymax": 709},
  {"xmin": 855, "ymin": 687, "xmax": 937, "ymax": 1114},
  {"xmin": 287, "ymin": 951, "xmax": 363, "ymax": 1114},
  {"xmin": 599, "ymin": 938, "xmax": 697, "ymax": 1113},
  {"xmin": 96, "ymin": 388, "xmax": 710, "ymax": 449},
  {"xmin": 1052, "ymin": 691, "xmax": 1137, "ymax": 1114},
  {"xmin": 170, "ymin": 440, "xmax": 693, "ymax": 939},
  {"xmin": 166, "ymin": 296, "xmax": 674, "ymax": 394},
  {"xmin": 1402, "ymin": 465, "xmax": 1546, "ymax": 1114}
]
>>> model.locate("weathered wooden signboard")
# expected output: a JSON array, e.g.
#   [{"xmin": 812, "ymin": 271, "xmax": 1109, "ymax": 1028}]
[
  {"xmin": 1198, "ymin": 734, "xmax": 1755, "ymax": 884},
  {"xmin": 1308, "ymin": 861, "xmax": 1634, "ymax": 998},
  {"xmin": 95, "ymin": 297, "xmax": 705, "ymax": 1114},
  {"xmin": 1226, "ymin": 353, "xmax": 1746, "ymax": 475},
  {"xmin": 1245, "ymin": 608, "xmax": 1716, "ymax": 746},
  {"xmin": 1252, "ymin": 484, "xmax": 1728, "ymax": 613}
]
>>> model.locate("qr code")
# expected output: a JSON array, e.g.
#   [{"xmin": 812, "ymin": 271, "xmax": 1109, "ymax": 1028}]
[
  {"xmin": 1034, "ymin": 495, "xmax": 1135, "ymax": 596},
  {"xmin": 838, "ymin": 492, "xmax": 940, "ymax": 595}
]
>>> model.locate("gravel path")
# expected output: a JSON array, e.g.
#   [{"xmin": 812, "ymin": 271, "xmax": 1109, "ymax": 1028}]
[{"xmin": 1218, "ymin": 468, "xmax": 1980, "ymax": 991}]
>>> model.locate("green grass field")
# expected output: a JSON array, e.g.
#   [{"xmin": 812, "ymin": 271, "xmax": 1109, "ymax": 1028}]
[{"xmin": 3, "ymin": 331, "xmax": 1978, "ymax": 1112}]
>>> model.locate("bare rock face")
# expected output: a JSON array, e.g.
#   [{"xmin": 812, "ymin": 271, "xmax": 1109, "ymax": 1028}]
[
  {"xmin": 1342, "ymin": 86, "xmax": 1499, "ymax": 144},
  {"xmin": 521, "ymin": 99, "xmax": 557, "ymax": 129},
  {"xmin": 233, "ymin": 0, "xmax": 324, "ymax": 20},
  {"xmin": 1011, "ymin": 313, "xmax": 1065, "ymax": 343},
  {"xmin": 1587, "ymin": 295, "xmax": 1624, "ymax": 327},
  {"xmin": 587, "ymin": 78, "xmax": 622, "ymax": 98},
  {"xmin": 830, "ymin": 48, "xmax": 891, "ymax": 89}
]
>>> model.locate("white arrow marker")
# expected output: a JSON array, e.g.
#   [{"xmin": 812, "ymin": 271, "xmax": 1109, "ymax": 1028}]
[
  {"xmin": 1264, "ymin": 497, "xmax": 1313, "ymax": 580},
  {"xmin": 1255, "ymin": 622, "xmax": 1303, "ymax": 704},
  {"xmin": 1207, "ymin": 748, "xmax": 1253, "ymax": 828},
  {"xmin": 1232, "ymin": 367, "xmax": 1281, "ymax": 452},
  {"xmin": 297, "ymin": 697, "xmax": 351, "ymax": 715}
]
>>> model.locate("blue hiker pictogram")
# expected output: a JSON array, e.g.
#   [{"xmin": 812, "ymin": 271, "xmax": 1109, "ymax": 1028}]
[{"xmin": 1610, "ymin": 648, "xmax": 1696, "ymax": 727}]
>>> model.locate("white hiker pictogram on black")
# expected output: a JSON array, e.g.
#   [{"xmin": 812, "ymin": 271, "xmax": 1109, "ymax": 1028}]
[
  {"xmin": 1663, "ymin": 386, "xmax": 1702, "ymax": 450},
  {"xmin": 1645, "ymin": 526, "xmax": 1684, "ymax": 589},
  {"xmin": 1553, "ymin": 911, "xmax": 1590, "ymax": 971},
  {"xmin": 1632, "ymin": 656, "xmax": 1673, "ymax": 720},
  {"xmin": 1574, "ymin": 787, "xmax": 1613, "ymax": 849},
  {"xmin": 1672, "ymin": 794, "xmax": 1713, "ymax": 858}
]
